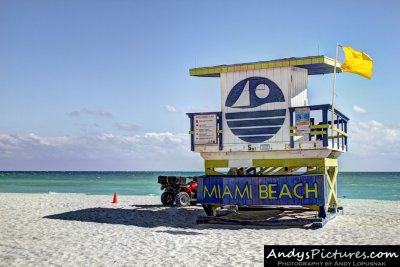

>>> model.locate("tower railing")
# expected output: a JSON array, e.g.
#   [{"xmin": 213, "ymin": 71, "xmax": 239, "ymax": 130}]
[{"xmin": 289, "ymin": 104, "xmax": 349, "ymax": 151}]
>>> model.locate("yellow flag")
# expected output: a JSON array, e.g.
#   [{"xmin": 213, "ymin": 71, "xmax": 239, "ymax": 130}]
[{"xmin": 341, "ymin": 46, "xmax": 373, "ymax": 79}]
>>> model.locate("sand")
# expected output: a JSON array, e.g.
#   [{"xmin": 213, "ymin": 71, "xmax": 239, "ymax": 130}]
[{"xmin": 0, "ymin": 193, "xmax": 399, "ymax": 266}]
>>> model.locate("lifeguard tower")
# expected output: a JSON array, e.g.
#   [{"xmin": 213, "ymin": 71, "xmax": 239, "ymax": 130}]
[{"xmin": 187, "ymin": 56, "xmax": 349, "ymax": 227}]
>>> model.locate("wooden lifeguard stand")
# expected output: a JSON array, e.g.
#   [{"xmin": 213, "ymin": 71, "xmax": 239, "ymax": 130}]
[{"xmin": 187, "ymin": 56, "xmax": 349, "ymax": 227}]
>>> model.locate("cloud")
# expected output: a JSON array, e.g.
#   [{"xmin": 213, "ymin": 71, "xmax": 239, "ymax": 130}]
[
  {"xmin": 340, "ymin": 119, "xmax": 400, "ymax": 171},
  {"xmin": 350, "ymin": 120, "xmax": 398, "ymax": 145},
  {"xmin": 67, "ymin": 111, "xmax": 80, "ymax": 117},
  {"xmin": 0, "ymin": 132, "xmax": 202, "ymax": 171},
  {"xmin": 353, "ymin": 105, "xmax": 367, "ymax": 114},
  {"xmin": 116, "ymin": 123, "xmax": 139, "ymax": 131},
  {"xmin": 2, "ymin": 119, "xmax": 400, "ymax": 171},
  {"xmin": 67, "ymin": 108, "xmax": 112, "ymax": 118},
  {"xmin": 164, "ymin": 105, "xmax": 177, "ymax": 112}
]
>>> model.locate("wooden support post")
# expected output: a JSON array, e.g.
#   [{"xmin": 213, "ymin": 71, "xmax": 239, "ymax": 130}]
[{"xmin": 326, "ymin": 166, "xmax": 339, "ymax": 209}]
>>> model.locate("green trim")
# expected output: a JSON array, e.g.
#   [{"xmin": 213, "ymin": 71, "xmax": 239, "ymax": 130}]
[
  {"xmin": 205, "ymin": 160, "xmax": 229, "ymax": 169},
  {"xmin": 310, "ymin": 124, "xmax": 329, "ymax": 129},
  {"xmin": 333, "ymin": 127, "xmax": 348, "ymax": 137},
  {"xmin": 309, "ymin": 131, "xmax": 327, "ymax": 135},
  {"xmin": 204, "ymin": 160, "xmax": 228, "ymax": 175},
  {"xmin": 324, "ymin": 158, "xmax": 338, "ymax": 167},
  {"xmin": 253, "ymin": 158, "xmax": 338, "ymax": 168},
  {"xmin": 204, "ymin": 158, "xmax": 338, "ymax": 170},
  {"xmin": 326, "ymin": 166, "xmax": 339, "ymax": 208},
  {"xmin": 290, "ymin": 124, "xmax": 329, "ymax": 131},
  {"xmin": 189, "ymin": 56, "xmax": 341, "ymax": 77}
]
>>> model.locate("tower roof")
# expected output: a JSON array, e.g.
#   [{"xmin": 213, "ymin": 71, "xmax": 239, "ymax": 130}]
[{"xmin": 189, "ymin": 55, "xmax": 341, "ymax": 77}]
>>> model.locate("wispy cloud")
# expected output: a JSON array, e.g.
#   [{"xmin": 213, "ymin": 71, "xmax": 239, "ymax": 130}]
[
  {"xmin": 0, "ymin": 132, "xmax": 201, "ymax": 171},
  {"xmin": 116, "ymin": 123, "xmax": 139, "ymax": 131},
  {"xmin": 164, "ymin": 105, "xmax": 177, "ymax": 113},
  {"xmin": 350, "ymin": 120, "xmax": 399, "ymax": 150},
  {"xmin": 353, "ymin": 105, "xmax": 367, "ymax": 114},
  {"xmin": 67, "ymin": 111, "xmax": 80, "ymax": 117},
  {"xmin": 3, "ymin": 119, "xmax": 400, "ymax": 171},
  {"xmin": 67, "ymin": 108, "xmax": 112, "ymax": 118},
  {"xmin": 341, "ymin": 119, "xmax": 400, "ymax": 171}
]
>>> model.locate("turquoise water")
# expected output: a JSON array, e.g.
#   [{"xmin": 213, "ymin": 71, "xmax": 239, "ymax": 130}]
[{"xmin": 0, "ymin": 172, "xmax": 399, "ymax": 200}]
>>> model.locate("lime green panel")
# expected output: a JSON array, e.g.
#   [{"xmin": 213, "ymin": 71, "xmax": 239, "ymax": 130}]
[
  {"xmin": 309, "ymin": 131, "xmax": 327, "ymax": 135},
  {"xmin": 253, "ymin": 158, "xmax": 337, "ymax": 168},
  {"xmin": 205, "ymin": 160, "xmax": 229, "ymax": 169},
  {"xmin": 189, "ymin": 55, "xmax": 340, "ymax": 77}
]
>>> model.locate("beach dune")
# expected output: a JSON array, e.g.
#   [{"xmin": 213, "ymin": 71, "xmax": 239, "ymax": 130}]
[{"xmin": 0, "ymin": 193, "xmax": 399, "ymax": 266}]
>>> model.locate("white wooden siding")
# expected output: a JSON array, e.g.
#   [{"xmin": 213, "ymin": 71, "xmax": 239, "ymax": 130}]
[{"xmin": 220, "ymin": 66, "xmax": 308, "ymax": 152}]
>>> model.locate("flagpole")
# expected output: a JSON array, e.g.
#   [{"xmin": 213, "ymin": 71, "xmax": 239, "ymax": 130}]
[{"xmin": 331, "ymin": 43, "xmax": 339, "ymax": 139}]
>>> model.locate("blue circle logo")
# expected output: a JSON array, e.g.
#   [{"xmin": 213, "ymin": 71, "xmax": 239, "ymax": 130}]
[{"xmin": 225, "ymin": 77, "xmax": 286, "ymax": 143}]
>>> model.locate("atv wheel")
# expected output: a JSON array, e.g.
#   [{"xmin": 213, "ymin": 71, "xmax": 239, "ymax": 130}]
[
  {"xmin": 175, "ymin": 192, "xmax": 190, "ymax": 207},
  {"xmin": 161, "ymin": 192, "xmax": 175, "ymax": 206}
]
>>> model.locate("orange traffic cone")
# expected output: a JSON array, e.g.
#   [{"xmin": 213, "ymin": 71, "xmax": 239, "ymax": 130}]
[{"xmin": 112, "ymin": 192, "xmax": 118, "ymax": 204}]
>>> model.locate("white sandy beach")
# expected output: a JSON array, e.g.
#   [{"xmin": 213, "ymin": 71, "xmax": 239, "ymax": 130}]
[{"xmin": 0, "ymin": 193, "xmax": 399, "ymax": 266}]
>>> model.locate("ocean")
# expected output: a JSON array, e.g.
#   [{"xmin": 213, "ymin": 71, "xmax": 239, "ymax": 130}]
[{"xmin": 0, "ymin": 172, "xmax": 399, "ymax": 200}]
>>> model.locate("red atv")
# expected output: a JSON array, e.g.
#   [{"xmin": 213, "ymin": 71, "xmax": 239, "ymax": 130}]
[{"xmin": 158, "ymin": 176, "xmax": 197, "ymax": 206}]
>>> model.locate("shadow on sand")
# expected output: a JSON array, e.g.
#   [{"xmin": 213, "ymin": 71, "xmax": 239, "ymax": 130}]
[
  {"xmin": 44, "ymin": 204, "xmax": 316, "ymax": 231},
  {"xmin": 44, "ymin": 205, "xmax": 206, "ymax": 229}
]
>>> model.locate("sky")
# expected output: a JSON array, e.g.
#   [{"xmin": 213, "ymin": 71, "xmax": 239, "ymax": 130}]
[{"xmin": 1, "ymin": 0, "xmax": 400, "ymax": 171}]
